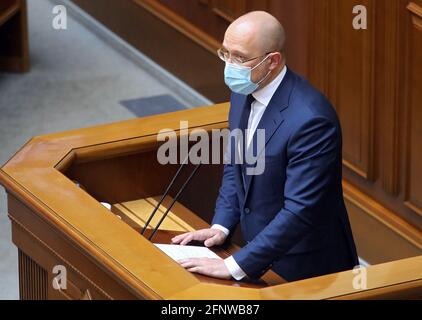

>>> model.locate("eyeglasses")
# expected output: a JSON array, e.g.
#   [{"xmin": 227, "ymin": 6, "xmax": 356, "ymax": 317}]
[{"xmin": 217, "ymin": 48, "xmax": 272, "ymax": 65}]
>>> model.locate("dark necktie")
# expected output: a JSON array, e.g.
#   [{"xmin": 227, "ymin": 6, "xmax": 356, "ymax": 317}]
[{"xmin": 239, "ymin": 95, "xmax": 254, "ymax": 191}]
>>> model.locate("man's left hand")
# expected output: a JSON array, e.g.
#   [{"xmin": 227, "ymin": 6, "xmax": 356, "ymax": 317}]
[{"xmin": 177, "ymin": 258, "xmax": 232, "ymax": 280}]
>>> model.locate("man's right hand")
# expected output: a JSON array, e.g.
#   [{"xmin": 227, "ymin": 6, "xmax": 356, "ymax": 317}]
[{"xmin": 171, "ymin": 228, "xmax": 227, "ymax": 247}]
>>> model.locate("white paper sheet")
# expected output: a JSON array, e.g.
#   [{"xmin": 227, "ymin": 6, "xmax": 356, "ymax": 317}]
[{"xmin": 154, "ymin": 244, "xmax": 222, "ymax": 261}]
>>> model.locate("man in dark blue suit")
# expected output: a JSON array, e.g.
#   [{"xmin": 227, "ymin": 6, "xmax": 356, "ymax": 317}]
[{"xmin": 173, "ymin": 11, "xmax": 358, "ymax": 282}]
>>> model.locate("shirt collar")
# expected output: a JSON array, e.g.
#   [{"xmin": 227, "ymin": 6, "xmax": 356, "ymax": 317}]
[{"xmin": 252, "ymin": 65, "xmax": 287, "ymax": 107}]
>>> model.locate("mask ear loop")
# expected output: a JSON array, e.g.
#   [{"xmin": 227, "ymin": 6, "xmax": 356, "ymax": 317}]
[{"xmin": 252, "ymin": 53, "xmax": 273, "ymax": 85}]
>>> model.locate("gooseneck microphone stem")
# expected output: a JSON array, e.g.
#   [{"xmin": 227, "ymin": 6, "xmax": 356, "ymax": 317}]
[
  {"xmin": 141, "ymin": 153, "xmax": 190, "ymax": 235},
  {"xmin": 148, "ymin": 163, "xmax": 201, "ymax": 241}
]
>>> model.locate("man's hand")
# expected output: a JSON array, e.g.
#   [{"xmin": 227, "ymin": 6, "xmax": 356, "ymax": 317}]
[
  {"xmin": 177, "ymin": 258, "xmax": 231, "ymax": 279},
  {"xmin": 171, "ymin": 228, "xmax": 227, "ymax": 247}
]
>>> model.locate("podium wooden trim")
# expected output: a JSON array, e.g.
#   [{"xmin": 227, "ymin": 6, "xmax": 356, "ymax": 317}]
[
  {"xmin": 1, "ymin": 103, "xmax": 421, "ymax": 299},
  {"xmin": 110, "ymin": 196, "xmax": 285, "ymax": 289}
]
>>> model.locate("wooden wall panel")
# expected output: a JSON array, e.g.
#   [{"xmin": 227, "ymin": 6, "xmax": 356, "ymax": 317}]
[
  {"xmin": 211, "ymin": 0, "xmax": 247, "ymax": 22},
  {"xmin": 156, "ymin": 0, "xmax": 269, "ymax": 40},
  {"xmin": 308, "ymin": 0, "xmax": 376, "ymax": 180},
  {"xmin": 308, "ymin": 0, "xmax": 376, "ymax": 181},
  {"xmin": 307, "ymin": 0, "xmax": 421, "ymax": 233},
  {"xmin": 403, "ymin": 2, "xmax": 422, "ymax": 218},
  {"xmin": 328, "ymin": 0, "xmax": 375, "ymax": 180},
  {"xmin": 377, "ymin": 0, "xmax": 402, "ymax": 196},
  {"xmin": 307, "ymin": 0, "xmax": 330, "ymax": 94},
  {"xmin": 267, "ymin": 0, "xmax": 311, "ymax": 77}
]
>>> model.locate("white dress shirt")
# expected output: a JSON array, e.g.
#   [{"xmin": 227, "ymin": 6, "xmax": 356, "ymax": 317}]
[{"xmin": 212, "ymin": 66, "xmax": 288, "ymax": 280}]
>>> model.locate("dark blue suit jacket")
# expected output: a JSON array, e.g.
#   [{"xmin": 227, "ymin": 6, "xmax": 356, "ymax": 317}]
[{"xmin": 212, "ymin": 67, "xmax": 359, "ymax": 282}]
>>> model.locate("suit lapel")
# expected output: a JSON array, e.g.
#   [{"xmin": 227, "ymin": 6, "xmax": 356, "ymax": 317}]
[{"xmin": 243, "ymin": 68, "xmax": 296, "ymax": 202}]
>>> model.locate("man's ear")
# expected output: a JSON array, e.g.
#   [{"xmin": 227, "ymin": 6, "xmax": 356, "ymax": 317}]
[{"xmin": 269, "ymin": 52, "xmax": 282, "ymax": 70}]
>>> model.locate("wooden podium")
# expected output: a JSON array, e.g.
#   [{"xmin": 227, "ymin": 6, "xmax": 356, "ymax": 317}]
[{"xmin": 0, "ymin": 103, "xmax": 421, "ymax": 299}]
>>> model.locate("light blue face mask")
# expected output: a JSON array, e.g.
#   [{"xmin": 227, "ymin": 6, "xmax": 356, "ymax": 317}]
[{"xmin": 224, "ymin": 55, "xmax": 271, "ymax": 95}]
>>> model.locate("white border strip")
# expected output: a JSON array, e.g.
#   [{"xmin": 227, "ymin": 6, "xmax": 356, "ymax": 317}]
[{"xmin": 49, "ymin": 0, "xmax": 214, "ymax": 108}]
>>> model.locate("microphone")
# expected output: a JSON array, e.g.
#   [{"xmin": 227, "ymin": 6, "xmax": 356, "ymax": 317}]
[
  {"xmin": 148, "ymin": 163, "xmax": 201, "ymax": 241},
  {"xmin": 140, "ymin": 153, "xmax": 189, "ymax": 235},
  {"xmin": 141, "ymin": 149, "xmax": 201, "ymax": 241}
]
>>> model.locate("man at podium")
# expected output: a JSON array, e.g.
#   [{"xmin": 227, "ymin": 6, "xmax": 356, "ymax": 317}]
[{"xmin": 172, "ymin": 11, "xmax": 359, "ymax": 282}]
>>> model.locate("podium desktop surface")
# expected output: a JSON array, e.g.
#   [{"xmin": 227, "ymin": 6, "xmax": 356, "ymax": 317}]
[{"xmin": 0, "ymin": 103, "xmax": 421, "ymax": 299}]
